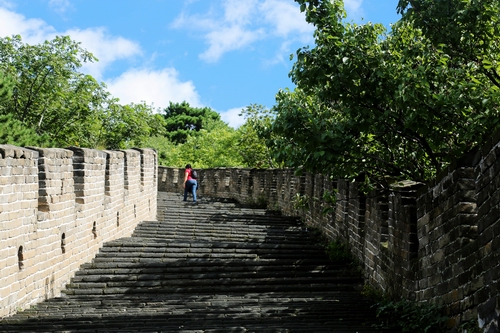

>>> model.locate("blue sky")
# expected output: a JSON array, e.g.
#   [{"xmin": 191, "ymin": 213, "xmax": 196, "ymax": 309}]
[{"xmin": 0, "ymin": 0, "xmax": 401, "ymax": 128}]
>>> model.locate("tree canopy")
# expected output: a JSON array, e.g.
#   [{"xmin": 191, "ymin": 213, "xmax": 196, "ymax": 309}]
[
  {"xmin": 161, "ymin": 101, "xmax": 224, "ymax": 144},
  {"xmin": 237, "ymin": 104, "xmax": 278, "ymax": 169},
  {"xmin": 0, "ymin": 113, "xmax": 52, "ymax": 147},
  {"xmin": 0, "ymin": 34, "xmax": 280, "ymax": 169},
  {"xmin": 266, "ymin": 0, "xmax": 500, "ymax": 188},
  {"xmin": 0, "ymin": 71, "xmax": 14, "ymax": 104},
  {"xmin": 144, "ymin": 103, "xmax": 282, "ymax": 169},
  {"xmin": 0, "ymin": 35, "xmax": 102, "ymax": 142},
  {"xmin": 0, "ymin": 35, "xmax": 163, "ymax": 149}
]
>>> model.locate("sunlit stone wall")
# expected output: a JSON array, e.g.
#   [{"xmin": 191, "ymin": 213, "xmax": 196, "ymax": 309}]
[{"xmin": 0, "ymin": 145, "xmax": 157, "ymax": 318}]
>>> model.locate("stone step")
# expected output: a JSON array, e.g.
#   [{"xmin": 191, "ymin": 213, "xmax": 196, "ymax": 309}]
[
  {"xmin": 161, "ymin": 210, "xmax": 297, "ymax": 219},
  {"xmin": 97, "ymin": 240, "xmax": 325, "ymax": 253},
  {"xmin": 2, "ymin": 297, "xmax": 392, "ymax": 332},
  {"xmin": 133, "ymin": 224, "xmax": 309, "ymax": 235},
  {"xmin": 23, "ymin": 290, "xmax": 369, "ymax": 304},
  {"xmin": 131, "ymin": 221, "xmax": 316, "ymax": 244},
  {"xmin": 69, "ymin": 271, "xmax": 358, "ymax": 285},
  {"xmin": 62, "ymin": 281, "xmax": 361, "ymax": 297},
  {"xmin": 78, "ymin": 259, "xmax": 347, "ymax": 271},
  {"xmin": 156, "ymin": 219, "xmax": 300, "ymax": 230},
  {"xmin": 134, "ymin": 220, "xmax": 305, "ymax": 231},
  {"xmin": 132, "ymin": 228, "xmax": 311, "ymax": 243},
  {"xmin": 76, "ymin": 260, "xmax": 351, "ymax": 280},
  {"xmin": 0, "ymin": 315, "xmax": 389, "ymax": 333},
  {"xmin": 93, "ymin": 250, "xmax": 323, "ymax": 259},
  {"xmin": 130, "ymin": 231, "xmax": 314, "ymax": 243},
  {"xmin": 0, "ymin": 192, "xmax": 399, "ymax": 333},
  {"xmin": 64, "ymin": 264, "xmax": 358, "ymax": 281}
]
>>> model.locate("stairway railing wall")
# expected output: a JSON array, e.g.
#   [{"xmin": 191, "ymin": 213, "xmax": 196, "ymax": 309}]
[
  {"xmin": 158, "ymin": 131, "xmax": 500, "ymax": 329},
  {"xmin": 0, "ymin": 145, "xmax": 157, "ymax": 318}
]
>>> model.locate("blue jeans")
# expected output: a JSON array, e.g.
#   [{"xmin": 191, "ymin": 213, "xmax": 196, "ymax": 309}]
[{"xmin": 184, "ymin": 179, "xmax": 197, "ymax": 202}]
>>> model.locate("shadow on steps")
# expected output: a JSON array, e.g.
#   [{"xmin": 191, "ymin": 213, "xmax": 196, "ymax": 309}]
[{"xmin": 0, "ymin": 192, "xmax": 400, "ymax": 333}]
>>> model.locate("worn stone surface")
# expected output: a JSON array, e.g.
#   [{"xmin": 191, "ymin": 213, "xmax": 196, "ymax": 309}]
[
  {"xmin": 158, "ymin": 130, "xmax": 500, "ymax": 332},
  {"xmin": 0, "ymin": 146, "xmax": 157, "ymax": 318},
  {"xmin": 0, "ymin": 192, "xmax": 398, "ymax": 333}
]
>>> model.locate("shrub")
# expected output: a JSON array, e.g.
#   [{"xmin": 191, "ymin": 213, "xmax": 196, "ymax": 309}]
[{"xmin": 374, "ymin": 299, "xmax": 448, "ymax": 333}]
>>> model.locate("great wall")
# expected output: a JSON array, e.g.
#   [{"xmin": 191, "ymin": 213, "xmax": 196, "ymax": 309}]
[
  {"xmin": 1, "ymin": 135, "xmax": 499, "ymax": 331},
  {"xmin": 0, "ymin": 146, "xmax": 157, "ymax": 318}
]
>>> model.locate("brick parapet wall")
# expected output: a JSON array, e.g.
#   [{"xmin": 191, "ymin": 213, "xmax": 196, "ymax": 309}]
[
  {"xmin": 472, "ymin": 132, "xmax": 500, "ymax": 329},
  {"xmin": 415, "ymin": 146, "xmax": 485, "ymax": 326},
  {"xmin": 159, "ymin": 138, "xmax": 500, "ymax": 330},
  {"xmin": 0, "ymin": 145, "xmax": 157, "ymax": 318}
]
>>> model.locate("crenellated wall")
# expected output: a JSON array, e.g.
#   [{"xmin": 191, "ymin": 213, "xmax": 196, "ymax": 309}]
[
  {"xmin": 0, "ymin": 145, "xmax": 157, "ymax": 318},
  {"xmin": 158, "ymin": 131, "xmax": 500, "ymax": 330},
  {"xmin": 2, "ymin": 133, "xmax": 497, "ymax": 330}
]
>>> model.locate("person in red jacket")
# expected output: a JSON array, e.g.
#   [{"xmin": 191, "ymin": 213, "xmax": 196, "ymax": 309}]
[{"xmin": 183, "ymin": 164, "xmax": 197, "ymax": 202}]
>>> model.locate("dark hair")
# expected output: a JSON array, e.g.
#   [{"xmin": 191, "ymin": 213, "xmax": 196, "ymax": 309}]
[{"xmin": 185, "ymin": 164, "xmax": 192, "ymax": 169}]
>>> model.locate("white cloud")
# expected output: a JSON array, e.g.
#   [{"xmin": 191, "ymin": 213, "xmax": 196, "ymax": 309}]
[
  {"xmin": 172, "ymin": 0, "xmax": 313, "ymax": 63},
  {"xmin": 344, "ymin": 0, "xmax": 365, "ymax": 20},
  {"xmin": 259, "ymin": 0, "xmax": 314, "ymax": 66},
  {"xmin": 200, "ymin": 25, "xmax": 265, "ymax": 63},
  {"xmin": 64, "ymin": 27, "xmax": 142, "ymax": 81},
  {"xmin": 223, "ymin": 0, "xmax": 257, "ymax": 25},
  {"xmin": 0, "ymin": 7, "xmax": 56, "ymax": 43},
  {"xmin": 260, "ymin": 0, "xmax": 313, "ymax": 40},
  {"xmin": 0, "ymin": 7, "xmax": 141, "ymax": 81},
  {"xmin": 106, "ymin": 68, "xmax": 203, "ymax": 109},
  {"xmin": 219, "ymin": 106, "xmax": 246, "ymax": 128},
  {"xmin": 48, "ymin": 0, "xmax": 72, "ymax": 14},
  {"xmin": 172, "ymin": 0, "xmax": 265, "ymax": 63}
]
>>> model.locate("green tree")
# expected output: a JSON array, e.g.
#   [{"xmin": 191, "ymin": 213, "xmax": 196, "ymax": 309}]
[
  {"xmin": 0, "ymin": 71, "xmax": 14, "ymax": 104},
  {"xmin": 145, "ymin": 135, "xmax": 181, "ymax": 166},
  {"xmin": 0, "ymin": 113, "xmax": 52, "ymax": 147},
  {"xmin": 269, "ymin": 0, "xmax": 500, "ymax": 187},
  {"xmin": 147, "ymin": 120, "xmax": 245, "ymax": 168},
  {"xmin": 237, "ymin": 104, "xmax": 277, "ymax": 168},
  {"xmin": 162, "ymin": 101, "xmax": 224, "ymax": 144},
  {"xmin": 182, "ymin": 124, "xmax": 244, "ymax": 168},
  {"xmin": 0, "ymin": 35, "xmax": 165, "ymax": 150},
  {"xmin": 98, "ymin": 101, "xmax": 166, "ymax": 150},
  {"xmin": 0, "ymin": 70, "xmax": 52, "ymax": 147},
  {"xmin": 150, "ymin": 104, "xmax": 283, "ymax": 169},
  {"xmin": 0, "ymin": 35, "xmax": 107, "ymax": 145},
  {"xmin": 397, "ymin": 0, "xmax": 500, "ymax": 91}
]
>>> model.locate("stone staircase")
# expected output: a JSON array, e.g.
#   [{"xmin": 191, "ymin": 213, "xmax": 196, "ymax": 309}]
[{"xmin": 0, "ymin": 192, "xmax": 398, "ymax": 332}]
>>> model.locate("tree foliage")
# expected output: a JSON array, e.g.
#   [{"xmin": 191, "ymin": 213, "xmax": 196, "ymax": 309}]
[
  {"xmin": 0, "ymin": 113, "xmax": 52, "ymax": 147},
  {"xmin": 237, "ymin": 104, "xmax": 278, "ymax": 169},
  {"xmin": 268, "ymin": 0, "xmax": 500, "ymax": 187},
  {"xmin": 397, "ymin": 0, "xmax": 500, "ymax": 90},
  {"xmin": 0, "ymin": 35, "xmax": 163, "ymax": 150},
  {"xmin": 146, "ymin": 119, "xmax": 245, "ymax": 168},
  {"xmin": 97, "ymin": 102, "xmax": 166, "ymax": 150},
  {"xmin": 162, "ymin": 101, "xmax": 223, "ymax": 144},
  {"xmin": 182, "ymin": 125, "xmax": 243, "ymax": 168},
  {"xmin": 0, "ymin": 70, "xmax": 50, "ymax": 146},
  {"xmin": 0, "ymin": 70, "xmax": 14, "ymax": 104},
  {"xmin": 147, "ymin": 103, "xmax": 282, "ymax": 169},
  {"xmin": 0, "ymin": 35, "xmax": 106, "ymax": 143}
]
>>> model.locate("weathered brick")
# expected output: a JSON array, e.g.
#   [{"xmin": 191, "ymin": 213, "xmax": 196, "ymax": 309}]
[{"xmin": 0, "ymin": 145, "xmax": 157, "ymax": 318}]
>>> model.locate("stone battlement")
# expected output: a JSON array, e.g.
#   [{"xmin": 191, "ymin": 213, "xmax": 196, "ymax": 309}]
[
  {"xmin": 2, "ymin": 135, "xmax": 499, "ymax": 330},
  {"xmin": 0, "ymin": 145, "xmax": 157, "ymax": 318},
  {"xmin": 158, "ymin": 131, "xmax": 500, "ymax": 330}
]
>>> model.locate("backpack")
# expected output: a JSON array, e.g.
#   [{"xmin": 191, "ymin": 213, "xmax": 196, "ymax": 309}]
[{"xmin": 191, "ymin": 169, "xmax": 198, "ymax": 179}]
